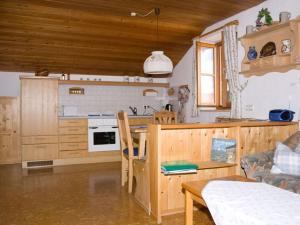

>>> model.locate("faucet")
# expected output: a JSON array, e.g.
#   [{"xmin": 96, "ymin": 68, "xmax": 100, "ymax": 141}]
[{"xmin": 129, "ymin": 106, "xmax": 137, "ymax": 116}]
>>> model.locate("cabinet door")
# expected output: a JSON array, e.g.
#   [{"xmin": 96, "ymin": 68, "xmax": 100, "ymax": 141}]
[
  {"xmin": 21, "ymin": 78, "xmax": 58, "ymax": 136},
  {"xmin": 0, "ymin": 97, "xmax": 20, "ymax": 164}
]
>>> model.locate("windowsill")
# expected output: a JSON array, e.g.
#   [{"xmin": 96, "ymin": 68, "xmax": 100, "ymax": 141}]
[{"xmin": 198, "ymin": 106, "xmax": 231, "ymax": 112}]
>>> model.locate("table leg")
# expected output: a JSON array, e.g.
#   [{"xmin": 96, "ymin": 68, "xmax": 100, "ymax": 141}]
[{"xmin": 185, "ymin": 190, "xmax": 193, "ymax": 225}]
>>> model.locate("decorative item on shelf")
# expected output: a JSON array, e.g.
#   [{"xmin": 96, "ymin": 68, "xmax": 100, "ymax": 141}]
[
  {"xmin": 211, "ymin": 138, "xmax": 236, "ymax": 163},
  {"xmin": 35, "ymin": 69, "xmax": 49, "ymax": 77},
  {"xmin": 134, "ymin": 76, "xmax": 140, "ymax": 82},
  {"xmin": 256, "ymin": 8, "xmax": 273, "ymax": 28},
  {"xmin": 247, "ymin": 46, "xmax": 258, "ymax": 60},
  {"xmin": 147, "ymin": 77, "xmax": 153, "ymax": 83},
  {"xmin": 260, "ymin": 42, "xmax": 276, "ymax": 57},
  {"xmin": 123, "ymin": 76, "xmax": 129, "ymax": 82},
  {"xmin": 281, "ymin": 39, "xmax": 292, "ymax": 54},
  {"xmin": 69, "ymin": 87, "xmax": 84, "ymax": 95},
  {"xmin": 279, "ymin": 11, "xmax": 291, "ymax": 23},
  {"xmin": 66, "ymin": 73, "xmax": 70, "ymax": 80},
  {"xmin": 61, "ymin": 73, "xmax": 66, "ymax": 80},
  {"xmin": 167, "ymin": 87, "xmax": 175, "ymax": 96},
  {"xmin": 246, "ymin": 25, "xmax": 255, "ymax": 35},
  {"xmin": 143, "ymin": 89, "xmax": 158, "ymax": 97}
]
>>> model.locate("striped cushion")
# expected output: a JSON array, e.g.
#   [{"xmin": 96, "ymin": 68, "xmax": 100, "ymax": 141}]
[{"xmin": 271, "ymin": 142, "xmax": 300, "ymax": 176}]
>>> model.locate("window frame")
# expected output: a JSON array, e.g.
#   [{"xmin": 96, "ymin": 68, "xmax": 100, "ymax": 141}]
[{"xmin": 196, "ymin": 41, "xmax": 230, "ymax": 109}]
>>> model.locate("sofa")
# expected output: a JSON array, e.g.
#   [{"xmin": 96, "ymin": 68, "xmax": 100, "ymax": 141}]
[{"xmin": 241, "ymin": 131, "xmax": 300, "ymax": 194}]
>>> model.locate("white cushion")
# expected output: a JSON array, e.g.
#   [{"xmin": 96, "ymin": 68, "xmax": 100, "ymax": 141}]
[{"xmin": 271, "ymin": 142, "xmax": 300, "ymax": 176}]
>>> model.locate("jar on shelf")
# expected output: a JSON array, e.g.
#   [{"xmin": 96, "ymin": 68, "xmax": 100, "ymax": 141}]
[{"xmin": 247, "ymin": 46, "xmax": 258, "ymax": 60}]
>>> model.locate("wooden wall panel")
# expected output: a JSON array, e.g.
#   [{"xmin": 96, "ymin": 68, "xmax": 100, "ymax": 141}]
[
  {"xmin": 240, "ymin": 124, "xmax": 298, "ymax": 157},
  {"xmin": 160, "ymin": 127, "xmax": 239, "ymax": 163}
]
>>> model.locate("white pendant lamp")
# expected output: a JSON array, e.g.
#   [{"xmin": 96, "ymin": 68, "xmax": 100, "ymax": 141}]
[
  {"xmin": 143, "ymin": 51, "xmax": 173, "ymax": 74},
  {"xmin": 131, "ymin": 7, "xmax": 173, "ymax": 75}
]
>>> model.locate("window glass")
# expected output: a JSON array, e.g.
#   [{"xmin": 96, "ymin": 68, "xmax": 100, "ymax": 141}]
[
  {"xmin": 200, "ymin": 75, "xmax": 215, "ymax": 104},
  {"xmin": 200, "ymin": 47, "xmax": 214, "ymax": 74}
]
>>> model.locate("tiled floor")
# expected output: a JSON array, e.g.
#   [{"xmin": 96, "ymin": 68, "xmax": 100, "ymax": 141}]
[{"xmin": 0, "ymin": 162, "xmax": 214, "ymax": 225}]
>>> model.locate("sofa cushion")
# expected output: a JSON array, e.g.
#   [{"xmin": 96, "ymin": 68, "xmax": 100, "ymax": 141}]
[{"xmin": 271, "ymin": 142, "xmax": 300, "ymax": 176}]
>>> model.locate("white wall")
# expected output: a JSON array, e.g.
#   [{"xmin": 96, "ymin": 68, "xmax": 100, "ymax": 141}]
[
  {"xmin": 171, "ymin": 0, "xmax": 300, "ymax": 122},
  {"xmin": 0, "ymin": 72, "xmax": 24, "ymax": 96},
  {"xmin": 59, "ymin": 85, "xmax": 167, "ymax": 116}
]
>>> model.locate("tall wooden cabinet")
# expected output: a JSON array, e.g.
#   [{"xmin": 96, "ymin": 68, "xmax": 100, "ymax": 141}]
[
  {"xmin": 21, "ymin": 77, "xmax": 59, "ymax": 164},
  {"xmin": 0, "ymin": 97, "xmax": 20, "ymax": 164}
]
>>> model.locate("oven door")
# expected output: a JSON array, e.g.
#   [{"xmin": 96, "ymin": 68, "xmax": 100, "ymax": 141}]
[{"xmin": 88, "ymin": 125, "xmax": 120, "ymax": 152}]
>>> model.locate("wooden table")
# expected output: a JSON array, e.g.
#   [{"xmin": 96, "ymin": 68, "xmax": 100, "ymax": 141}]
[
  {"xmin": 182, "ymin": 175, "xmax": 253, "ymax": 225},
  {"xmin": 130, "ymin": 125, "xmax": 147, "ymax": 159}
]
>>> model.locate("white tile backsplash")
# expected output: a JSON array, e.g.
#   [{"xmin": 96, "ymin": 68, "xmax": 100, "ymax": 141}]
[{"xmin": 59, "ymin": 85, "xmax": 168, "ymax": 116}]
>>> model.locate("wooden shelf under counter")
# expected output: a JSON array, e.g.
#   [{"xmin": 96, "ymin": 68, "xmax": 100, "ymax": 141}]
[{"xmin": 59, "ymin": 80, "xmax": 169, "ymax": 88}]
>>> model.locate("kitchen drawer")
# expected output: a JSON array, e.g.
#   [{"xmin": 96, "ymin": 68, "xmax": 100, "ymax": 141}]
[
  {"xmin": 59, "ymin": 142, "xmax": 88, "ymax": 151},
  {"xmin": 59, "ymin": 150, "xmax": 87, "ymax": 159},
  {"xmin": 59, "ymin": 119, "xmax": 87, "ymax": 127},
  {"xmin": 59, "ymin": 127, "xmax": 87, "ymax": 135},
  {"xmin": 22, "ymin": 136, "xmax": 58, "ymax": 145},
  {"xmin": 22, "ymin": 144, "xmax": 58, "ymax": 161},
  {"xmin": 59, "ymin": 135, "xmax": 87, "ymax": 143}
]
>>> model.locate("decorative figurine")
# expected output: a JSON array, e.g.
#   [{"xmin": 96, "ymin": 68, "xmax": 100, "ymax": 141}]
[
  {"xmin": 247, "ymin": 46, "xmax": 258, "ymax": 60},
  {"xmin": 281, "ymin": 39, "xmax": 292, "ymax": 54},
  {"xmin": 256, "ymin": 8, "xmax": 273, "ymax": 28}
]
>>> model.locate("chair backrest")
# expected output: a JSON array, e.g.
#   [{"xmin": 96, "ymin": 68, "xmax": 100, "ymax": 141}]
[
  {"xmin": 117, "ymin": 111, "xmax": 134, "ymax": 154},
  {"xmin": 153, "ymin": 110, "xmax": 177, "ymax": 124}
]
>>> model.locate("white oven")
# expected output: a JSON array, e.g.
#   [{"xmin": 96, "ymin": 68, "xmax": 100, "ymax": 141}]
[{"xmin": 88, "ymin": 118, "xmax": 120, "ymax": 152}]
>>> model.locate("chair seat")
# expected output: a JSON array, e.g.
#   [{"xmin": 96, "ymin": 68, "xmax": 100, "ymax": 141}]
[{"xmin": 123, "ymin": 147, "xmax": 139, "ymax": 156}]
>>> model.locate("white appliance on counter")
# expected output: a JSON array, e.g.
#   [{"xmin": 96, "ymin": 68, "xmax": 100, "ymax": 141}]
[{"xmin": 88, "ymin": 118, "xmax": 120, "ymax": 152}]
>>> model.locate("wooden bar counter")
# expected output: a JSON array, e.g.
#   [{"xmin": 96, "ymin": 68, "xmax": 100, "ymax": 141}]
[{"xmin": 147, "ymin": 121, "xmax": 298, "ymax": 224}]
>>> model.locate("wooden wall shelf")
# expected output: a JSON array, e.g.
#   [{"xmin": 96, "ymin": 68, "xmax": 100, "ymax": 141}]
[
  {"xmin": 240, "ymin": 18, "xmax": 300, "ymax": 76},
  {"xmin": 59, "ymin": 80, "xmax": 169, "ymax": 88}
]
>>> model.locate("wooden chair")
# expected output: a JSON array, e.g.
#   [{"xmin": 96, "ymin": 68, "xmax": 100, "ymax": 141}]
[
  {"xmin": 153, "ymin": 110, "xmax": 177, "ymax": 124},
  {"xmin": 117, "ymin": 111, "xmax": 140, "ymax": 193}
]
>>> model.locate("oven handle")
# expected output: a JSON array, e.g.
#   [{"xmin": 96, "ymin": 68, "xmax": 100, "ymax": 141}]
[
  {"xmin": 112, "ymin": 126, "xmax": 118, "ymax": 129},
  {"xmin": 89, "ymin": 126, "xmax": 98, "ymax": 129}
]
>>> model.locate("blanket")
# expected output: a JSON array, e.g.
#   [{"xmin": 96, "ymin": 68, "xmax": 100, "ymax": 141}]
[{"xmin": 202, "ymin": 181, "xmax": 300, "ymax": 225}]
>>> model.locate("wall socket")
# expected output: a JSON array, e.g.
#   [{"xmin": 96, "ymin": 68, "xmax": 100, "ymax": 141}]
[{"xmin": 245, "ymin": 104, "xmax": 254, "ymax": 112}]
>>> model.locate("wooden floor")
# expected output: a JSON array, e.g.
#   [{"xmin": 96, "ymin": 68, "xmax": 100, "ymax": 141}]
[{"xmin": 0, "ymin": 162, "xmax": 214, "ymax": 225}]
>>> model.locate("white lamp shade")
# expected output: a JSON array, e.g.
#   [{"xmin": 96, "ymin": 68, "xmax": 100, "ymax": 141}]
[{"xmin": 143, "ymin": 51, "xmax": 173, "ymax": 75}]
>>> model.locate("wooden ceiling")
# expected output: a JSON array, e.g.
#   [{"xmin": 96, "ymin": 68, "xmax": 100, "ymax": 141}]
[{"xmin": 0, "ymin": 0, "xmax": 264, "ymax": 76}]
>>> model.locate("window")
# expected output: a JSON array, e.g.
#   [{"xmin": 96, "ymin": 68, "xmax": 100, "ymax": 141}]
[{"xmin": 196, "ymin": 41, "xmax": 230, "ymax": 109}]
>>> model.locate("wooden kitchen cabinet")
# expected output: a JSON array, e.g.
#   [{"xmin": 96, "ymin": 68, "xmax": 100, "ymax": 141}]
[
  {"xmin": 21, "ymin": 77, "xmax": 59, "ymax": 164},
  {"xmin": 0, "ymin": 97, "xmax": 20, "ymax": 164},
  {"xmin": 58, "ymin": 119, "xmax": 88, "ymax": 159},
  {"xmin": 21, "ymin": 77, "xmax": 58, "ymax": 136}
]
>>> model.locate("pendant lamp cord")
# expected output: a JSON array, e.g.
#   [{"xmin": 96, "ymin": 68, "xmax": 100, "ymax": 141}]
[{"xmin": 155, "ymin": 7, "xmax": 160, "ymax": 50}]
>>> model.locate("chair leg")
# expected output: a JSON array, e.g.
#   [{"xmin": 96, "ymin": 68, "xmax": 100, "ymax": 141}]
[
  {"xmin": 121, "ymin": 154, "xmax": 127, "ymax": 186},
  {"xmin": 128, "ymin": 158, "xmax": 133, "ymax": 193}
]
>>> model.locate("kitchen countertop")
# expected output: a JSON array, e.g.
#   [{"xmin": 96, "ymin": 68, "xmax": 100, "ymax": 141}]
[{"xmin": 59, "ymin": 115, "xmax": 153, "ymax": 119}]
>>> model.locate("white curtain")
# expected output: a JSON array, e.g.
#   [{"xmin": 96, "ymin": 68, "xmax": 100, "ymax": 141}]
[
  {"xmin": 191, "ymin": 38, "xmax": 200, "ymax": 117},
  {"xmin": 223, "ymin": 25, "xmax": 247, "ymax": 119}
]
